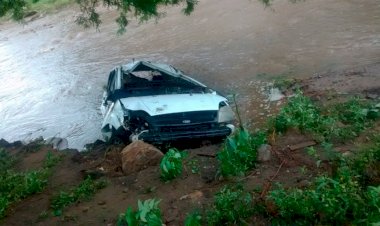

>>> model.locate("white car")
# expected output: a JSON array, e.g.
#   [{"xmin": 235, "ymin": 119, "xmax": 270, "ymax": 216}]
[{"xmin": 101, "ymin": 60, "xmax": 235, "ymax": 143}]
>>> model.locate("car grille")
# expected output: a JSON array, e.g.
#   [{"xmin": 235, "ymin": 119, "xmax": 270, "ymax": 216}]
[
  {"xmin": 150, "ymin": 110, "xmax": 218, "ymax": 126},
  {"xmin": 159, "ymin": 123, "xmax": 213, "ymax": 133}
]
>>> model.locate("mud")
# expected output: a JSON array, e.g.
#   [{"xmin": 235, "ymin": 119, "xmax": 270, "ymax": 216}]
[{"xmin": 0, "ymin": 0, "xmax": 379, "ymax": 149}]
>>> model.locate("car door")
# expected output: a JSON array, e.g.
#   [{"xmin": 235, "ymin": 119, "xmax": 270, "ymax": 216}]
[{"xmin": 101, "ymin": 67, "xmax": 126, "ymax": 132}]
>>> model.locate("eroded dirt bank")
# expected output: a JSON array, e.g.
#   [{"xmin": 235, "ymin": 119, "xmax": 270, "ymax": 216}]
[{"xmin": 0, "ymin": 0, "xmax": 379, "ymax": 149}]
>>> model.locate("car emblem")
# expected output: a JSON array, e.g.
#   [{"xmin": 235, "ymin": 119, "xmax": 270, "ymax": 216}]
[{"xmin": 182, "ymin": 120, "xmax": 191, "ymax": 124}]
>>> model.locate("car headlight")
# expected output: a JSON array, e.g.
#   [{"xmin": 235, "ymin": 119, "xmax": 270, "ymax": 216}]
[{"xmin": 218, "ymin": 102, "xmax": 234, "ymax": 123}]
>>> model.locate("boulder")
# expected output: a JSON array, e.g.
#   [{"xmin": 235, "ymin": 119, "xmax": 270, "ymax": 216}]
[
  {"xmin": 257, "ymin": 144, "xmax": 272, "ymax": 162},
  {"xmin": 121, "ymin": 141, "xmax": 163, "ymax": 175}
]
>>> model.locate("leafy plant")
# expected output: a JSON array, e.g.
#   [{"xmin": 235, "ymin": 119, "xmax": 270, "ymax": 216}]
[
  {"xmin": 187, "ymin": 158, "xmax": 200, "ymax": 174},
  {"xmin": 43, "ymin": 151, "xmax": 62, "ymax": 169},
  {"xmin": 160, "ymin": 148, "xmax": 187, "ymax": 181},
  {"xmin": 273, "ymin": 91, "xmax": 328, "ymax": 134},
  {"xmin": 117, "ymin": 199, "xmax": 163, "ymax": 226},
  {"xmin": 217, "ymin": 128, "xmax": 266, "ymax": 177},
  {"xmin": 0, "ymin": 151, "xmax": 60, "ymax": 219},
  {"xmin": 346, "ymin": 135, "xmax": 380, "ymax": 187},
  {"xmin": 269, "ymin": 159, "xmax": 380, "ymax": 224},
  {"xmin": 272, "ymin": 92, "xmax": 379, "ymax": 142},
  {"xmin": 0, "ymin": 148, "xmax": 16, "ymax": 172},
  {"xmin": 184, "ymin": 211, "xmax": 202, "ymax": 226},
  {"xmin": 206, "ymin": 185, "xmax": 254, "ymax": 225},
  {"xmin": 50, "ymin": 177, "xmax": 107, "ymax": 216},
  {"xmin": 366, "ymin": 186, "xmax": 380, "ymax": 222}
]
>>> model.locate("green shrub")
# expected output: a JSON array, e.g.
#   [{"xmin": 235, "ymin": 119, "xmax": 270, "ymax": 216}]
[
  {"xmin": 0, "ymin": 148, "xmax": 16, "ymax": 172},
  {"xmin": 347, "ymin": 136, "xmax": 380, "ymax": 186},
  {"xmin": 43, "ymin": 151, "xmax": 62, "ymax": 169},
  {"xmin": 272, "ymin": 92, "xmax": 379, "ymax": 141},
  {"xmin": 217, "ymin": 128, "xmax": 266, "ymax": 177},
  {"xmin": 366, "ymin": 186, "xmax": 380, "ymax": 222},
  {"xmin": 269, "ymin": 166, "xmax": 380, "ymax": 225},
  {"xmin": 51, "ymin": 177, "xmax": 107, "ymax": 216},
  {"xmin": 160, "ymin": 148, "xmax": 187, "ymax": 181},
  {"xmin": 184, "ymin": 211, "xmax": 202, "ymax": 226},
  {"xmin": 207, "ymin": 185, "xmax": 254, "ymax": 225},
  {"xmin": 0, "ymin": 169, "xmax": 49, "ymax": 218},
  {"xmin": 117, "ymin": 199, "xmax": 162, "ymax": 226},
  {"xmin": 0, "ymin": 151, "xmax": 60, "ymax": 219},
  {"xmin": 273, "ymin": 92, "xmax": 324, "ymax": 133}
]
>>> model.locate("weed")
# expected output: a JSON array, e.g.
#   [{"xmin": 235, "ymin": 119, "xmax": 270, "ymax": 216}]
[
  {"xmin": 206, "ymin": 185, "xmax": 253, "ymax": 225},
  {"xmin": 160, "ymin": 148, "xmax": 187, "ymax": 181},
  {"xmin": 23, "ymin": 137, "xmax": 45, "ymax": 153},
  {"xmin": 269, "ymin": 144, "xmax": 380, "ymax": 225},
  {"xmin": 184, "ymin": 210, "xmax": 202, "ymax": 226},
  {"xmin": 44, "ymin": 151, "xmax": 62, "ymax": 169},
  {"xmin": 141, "ymin": 186, "xmax": 156, "ymax": 194},
  {"xmin": 273, "ymin": 77, "xmax": 297, "ymax": 92},
  {"xmin": 366, "ymin": 186, "xmax": 380, "ymax": 222},
  {"xmin": 0, "ymin": 169, "xmax": 49, "ymax": 218},
  {"xmin": 0, "ymin": 151, "xmax": 60, "ymax": 218},
  {"xmin": 217, "ymin": 128, "xmax": 266, "ymax": 177},
  {"xmin": 272, "ymin": 92, "xmax": 379, "ymax": 142},
  {"xmin": 50, "ymin": 177, "xmax": 107, "ymax": 216},
  {"xmin": 117, "ymin": 199, "xmax": 162, "ymax": 226},
  {"xmin": 306, "ymin": 146, "xmax": 322, "ymax": 168},
  {"xmin": 37, "ymin": 211, "xmax": 49, "ymax": 221},
  {"xmin": 0, "ymin": 197, "xmax": 8, "ymax": 219},
  {"xmin": 187, "ymin": 158, "xmax": 200, "ymax": 174},
  {"xmin": 272, "ymin": 91, "xmax": 327, "ymax": 134},
  {"xmin": 346, "ymin": 135, "xmax": 380, "ymax": 186},
  {"xmin": 0, "ymin": 148, "xmax": 16, "ymax": 172}
]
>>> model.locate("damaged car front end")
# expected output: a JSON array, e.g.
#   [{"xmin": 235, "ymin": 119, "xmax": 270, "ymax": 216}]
[{"xmin": 101, "ymin": 60, "xmax": 235, "ymax": 143}]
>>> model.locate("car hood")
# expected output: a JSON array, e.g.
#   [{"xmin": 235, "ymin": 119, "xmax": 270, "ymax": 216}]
[{"xmin": 119, "ymin": 93, "xmax": 226, "ymax": 116}]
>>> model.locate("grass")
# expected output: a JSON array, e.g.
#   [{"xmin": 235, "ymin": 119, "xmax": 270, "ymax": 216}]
[
  {"xmin": 0, "ymin": 148, "xmax": 17, "ymax": 172},
  {"xmin": 184, "ymin": 211, "xmax": 202, "ymax": 226},
  {"xmin": 50, "ymin": 177, "xmax": 107, "ymax": 216},
  {"xmin": 271, "ymin": 91, "xmax": 379, "ymax": 142},
  {"xmin": 0, "ymin": 150, "xmax": 61, "ymax": 219},
  {"xmin": 206, "ymin": 185, "xmax": 254, "ymax": 225},
  {"xmin": 268, "ymin": 148, "xmax": 380, "ymax": 225}
]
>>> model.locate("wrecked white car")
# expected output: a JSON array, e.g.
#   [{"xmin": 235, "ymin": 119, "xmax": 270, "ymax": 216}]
[{"xmin": 101, "ymin": 60, "xmax": 235, "ymax": 143}]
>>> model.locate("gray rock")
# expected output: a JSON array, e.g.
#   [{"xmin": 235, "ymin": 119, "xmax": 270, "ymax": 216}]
[
  {"xmin": 45, "ymin": 137, "xmax": 68, "ymax": 150},
  {"xmin": 268, "ymin": 88, "xmax": 285, "ymax": 102},
  {"xmin": 257, "ymin": 144, "xmax": 272, "ymax": 162},
  {"xmin": 366, "ymin": 93, "xmax": 379, "ymax": 100}
]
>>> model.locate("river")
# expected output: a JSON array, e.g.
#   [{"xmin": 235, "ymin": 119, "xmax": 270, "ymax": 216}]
[{"xmin": 0, "ymin": 0, "xmax": 379, "ymax": 149}]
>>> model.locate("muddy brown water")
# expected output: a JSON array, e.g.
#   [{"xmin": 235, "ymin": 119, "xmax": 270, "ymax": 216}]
[{"xmin": 0, "ymin": 0, "xmax": 379, "ymax": 149}]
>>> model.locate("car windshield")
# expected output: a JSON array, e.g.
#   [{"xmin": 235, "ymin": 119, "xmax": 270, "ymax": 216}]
[{"xmin": 120, "ymin": 70, "xmax": 208, "ymax": 97}]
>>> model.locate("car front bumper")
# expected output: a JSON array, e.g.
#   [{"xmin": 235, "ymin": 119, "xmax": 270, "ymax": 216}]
[{"xmin": 131, "ymin": 124, "xmax": 235, "ymax": 142}]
